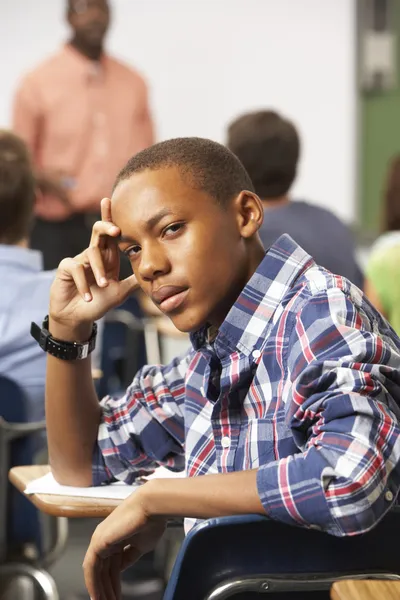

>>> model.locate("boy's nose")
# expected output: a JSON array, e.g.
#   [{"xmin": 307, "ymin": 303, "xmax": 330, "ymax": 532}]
[{"xmin": 138, "ymin": 246, "xmax": 169, "ymax": 281}]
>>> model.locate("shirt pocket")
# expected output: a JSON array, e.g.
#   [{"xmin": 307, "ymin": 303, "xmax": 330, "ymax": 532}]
[{"xmin": 236, "ymin": 418, "xmax": 276, "ymax": 471}]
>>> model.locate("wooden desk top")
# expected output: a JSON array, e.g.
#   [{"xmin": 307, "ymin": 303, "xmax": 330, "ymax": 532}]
[
  {"xmin": 91, "ymin": 368, "xmax": 103, "ymax": 380},
  {"xmin": 9, "ymin": 465, "xmax": 120, "ymax": 519},
  {"xmin": 331, "ymin": 580, "xmax": 400, "ymax": 600}
]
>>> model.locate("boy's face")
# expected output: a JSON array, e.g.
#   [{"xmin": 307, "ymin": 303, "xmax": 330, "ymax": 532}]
[{"xmin": 112, "ymin": 167, "xmax": 263, "ymax": 333}]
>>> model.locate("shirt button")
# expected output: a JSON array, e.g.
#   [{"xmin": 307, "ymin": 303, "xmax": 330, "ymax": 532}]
[
  {"xmin": 221, "ymin": 436, "xmax": 231, "ymax": 448},
  {"xmin": 385, "ymin": 490, "xmax": 394, "ymax": 502},
  {"xmin": 252, "ymin": 349, "xmax": 261, "ymax": 359}
]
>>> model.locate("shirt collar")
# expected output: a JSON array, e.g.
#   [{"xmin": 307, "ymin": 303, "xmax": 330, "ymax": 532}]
[
  {"xmin": 190, "ymin": 234, "xmax": 314, "ymax": 358},
  {"xmin": 0, "ymin": 245, "xmax": 44, "ymax": 272},
  {"xmin": 62, "ymin": 44, "xmax": 107, "ymax": 80}
]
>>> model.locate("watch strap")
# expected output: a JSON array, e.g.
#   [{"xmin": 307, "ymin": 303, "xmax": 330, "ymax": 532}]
[{"xmin": 30, "ymin": 317, "xmax": 97, "ymax": 361}]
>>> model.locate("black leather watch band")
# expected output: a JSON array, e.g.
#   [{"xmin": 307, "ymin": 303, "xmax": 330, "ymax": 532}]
[{"xmin": 30, "ymin": 316, "xmax": 97, "ymax": 361}]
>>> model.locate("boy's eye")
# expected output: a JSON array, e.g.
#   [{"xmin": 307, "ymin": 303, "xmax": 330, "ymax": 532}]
[
  {"xmin": 163, "ymin": 222, "xmax": 184, "ymax": 237},
  {"xmin": 125, "ymin": 245, "xmax": 141, "ymax": 257}
]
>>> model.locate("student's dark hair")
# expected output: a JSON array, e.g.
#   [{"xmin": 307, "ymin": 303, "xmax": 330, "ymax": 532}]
[
  {"xmin": 0, "ymin": 131, "xmax": 35, "ymax": 244},
  {"xmin": 114, "ymin": 137, "xmax": 255, "ymax": 205},
  {"xmin": 226, "ymin": 110, "xmax": 300, "ymax": 199},
  {"xmin": 383, "ymin": 155, "xmax": 400, "ymax": 232}
]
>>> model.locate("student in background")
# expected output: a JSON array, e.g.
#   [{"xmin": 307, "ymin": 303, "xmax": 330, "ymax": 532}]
[
  {"xmin": 0, "ymin": 131, "xmax": 103, "ymax": 422},
  {"xmin": 13, "ymin": 0, "xmax": 154, "ymax": 270},
  {"xmin": 365, "ymin": 156, "xmax": 400, "ymax": 335},
  {"xmin": 36, "ymin": 138, "xmax": 400, "ymax": 598},
  {"xmin": 0, "ymin": 131, "xmax": 55, "ymax": 422},
  {"xmin": 227, "ymin": 110, "xmax": 364, "ymax": 289}
]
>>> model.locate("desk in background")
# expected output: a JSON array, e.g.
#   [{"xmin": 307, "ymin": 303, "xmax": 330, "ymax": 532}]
[{"xmin": 331, "ymin": 580, "xmax": 400, "ymax": 600}]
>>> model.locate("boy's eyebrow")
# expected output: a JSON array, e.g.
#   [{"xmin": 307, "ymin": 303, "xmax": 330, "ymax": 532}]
[
  {"xmin": 118, "ymin": 234, "xmax": 136, "ymax": 244},
  {"xmin": 117, "ymin": 208, "xmax": 175, "ymax": 244}
]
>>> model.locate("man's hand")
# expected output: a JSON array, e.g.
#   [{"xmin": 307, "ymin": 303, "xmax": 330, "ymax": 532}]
[
  {"xmin": 49, "ymin": 197, "xmax": 138, "ymax": 333},
  {"xmin": 35, "ymin": 171, "xmax": 75, "ymax": 221},
  {"xmin": 36, "ymin": 171, "xmax": 72, "ymax": 206},
  {"xmin": 83, "ymin": 488, "xmax": 167, "ymax": 600}
]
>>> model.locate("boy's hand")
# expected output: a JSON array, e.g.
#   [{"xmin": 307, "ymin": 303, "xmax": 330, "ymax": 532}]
[
  {"xmin": 49, "ymin": 198, "xmax": 138, "ymax": 334},
  {"xmin": 83, "ymin": 489, "xmax": 167, "ymax": 600}
]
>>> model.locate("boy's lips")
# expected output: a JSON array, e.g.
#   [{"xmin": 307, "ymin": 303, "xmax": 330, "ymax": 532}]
[{"xmin": 151, "ymin": 286, "xmax": 189, "ymax": 312}]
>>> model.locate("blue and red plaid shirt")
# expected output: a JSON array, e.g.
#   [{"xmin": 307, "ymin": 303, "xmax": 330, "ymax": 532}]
[{"xmin": 93, "ymin": 234, "xmax": 400, "ymax": 536}]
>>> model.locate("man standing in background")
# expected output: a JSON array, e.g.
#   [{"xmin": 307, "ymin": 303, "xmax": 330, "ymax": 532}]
[{"xmin": 13, "ymin": 0, "xmax": 154, "ymax": 269}]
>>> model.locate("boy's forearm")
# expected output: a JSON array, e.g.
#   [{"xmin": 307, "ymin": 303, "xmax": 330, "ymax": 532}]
[
  {"xmin": 46, "ymin": 320, "xmax": 101, "ymax": 486},
  {"xmin": 142, "ymin": 470, "xmax": 265, "ymax": 519}
]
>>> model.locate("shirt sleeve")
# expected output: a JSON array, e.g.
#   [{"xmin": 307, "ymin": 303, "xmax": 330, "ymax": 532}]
[
  {"xmin": 12, "ymin": 75, "xmax": 42, "ymax": 158},
  {"xmin": 256, "ymin": 286, "xmax": 400, "ymax": 536},
  {"xmin": 92, "ymin": 350, "xmax": 191, "ymax": 485}
]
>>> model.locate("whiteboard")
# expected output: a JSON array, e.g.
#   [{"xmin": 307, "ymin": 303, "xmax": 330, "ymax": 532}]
[{"xmin": 0, "ymin": 0, "xmax": 357, "ymax": 222}]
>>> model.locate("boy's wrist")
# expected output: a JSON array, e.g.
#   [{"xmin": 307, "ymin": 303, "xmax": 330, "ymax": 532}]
[
  {"xmin": 48, "ymin": 316, "xmax": 94, "ymax": 344},
  {"xmin": 138, "ymin": 479, "xmax": 167, "ymax": 517}
]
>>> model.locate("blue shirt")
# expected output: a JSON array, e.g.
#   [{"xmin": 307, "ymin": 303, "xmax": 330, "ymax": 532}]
[
  {"xmin": 94, "ymin": 235, "xmax": 400, "ymax": 537},
  {"xmin": 0, "ymin": 246, "xmax": 55, "ymax": 422},
  {"xmin": 258, "ymin": 200, "xmax": 364, "ymax": 289}
]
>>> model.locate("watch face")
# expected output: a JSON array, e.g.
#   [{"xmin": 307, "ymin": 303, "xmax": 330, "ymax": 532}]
[{"xmin": 76, "ymin": 344, "xmax": 90, "ymax": 360}]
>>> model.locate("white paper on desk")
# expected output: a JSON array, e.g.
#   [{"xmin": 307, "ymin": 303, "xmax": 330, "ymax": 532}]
[
  {"xmin": 24, "ymin": 467, "xmax": 185, "ymax": 500},
  {"xmin": 24, "ymin": 473, "xmax": 138, "ymax": 500}
]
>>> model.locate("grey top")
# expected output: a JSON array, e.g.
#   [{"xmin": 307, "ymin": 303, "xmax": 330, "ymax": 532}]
[{"xmin": 258, "ymin": 200, "xmax": 364, "ymax": 289}]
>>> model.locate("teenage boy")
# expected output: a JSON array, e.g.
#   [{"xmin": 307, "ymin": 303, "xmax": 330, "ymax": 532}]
[{"xmin": 39, "ymin": 138, "xmax": 400, "ymax": 599}]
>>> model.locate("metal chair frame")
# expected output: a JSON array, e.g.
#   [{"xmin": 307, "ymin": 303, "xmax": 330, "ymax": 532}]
[
  {"xmin": 0, "ymin": 378, "xmax": 68, "ymax": 600},
  {"xmin": 205, "ymin": 572, "xmax": 400, "ymax": 599}
]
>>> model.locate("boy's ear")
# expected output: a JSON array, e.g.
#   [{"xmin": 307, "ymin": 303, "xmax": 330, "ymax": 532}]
[{"xmin": 233, "ymin": 191, "xmax": 264, "ymax": 239}]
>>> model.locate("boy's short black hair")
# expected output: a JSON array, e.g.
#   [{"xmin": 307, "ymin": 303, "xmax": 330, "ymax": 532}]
[
  {"xmin": 114, "ymin": 137, "xmax": 255, "ymax": 206},
  {"xmin": 226, "ymin": 110, "xmax": 300, "ymax": 199},
  {"xmin": 0, "ymin": 131, "xmax": 35, "ymax": 244}
]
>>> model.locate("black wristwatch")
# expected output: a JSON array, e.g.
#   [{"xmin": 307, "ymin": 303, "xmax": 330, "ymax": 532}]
[{"xmin": 30, "ymin": 316, "xmax": 97, "ymax": 361}]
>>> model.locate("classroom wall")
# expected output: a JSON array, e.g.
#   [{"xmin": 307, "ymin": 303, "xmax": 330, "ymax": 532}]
[
  {"xmin": 359, "ymin": 2, "xmax": 400, "ymax": 235},
  {"xmin": 0, "ymin": 0, "xmax": 357, "ymax": 223}
]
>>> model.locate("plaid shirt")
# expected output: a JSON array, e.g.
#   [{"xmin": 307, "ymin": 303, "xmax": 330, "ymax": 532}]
[{"xmin": 93, "ymin": 234, "xmax": 400, "ymax": 537}]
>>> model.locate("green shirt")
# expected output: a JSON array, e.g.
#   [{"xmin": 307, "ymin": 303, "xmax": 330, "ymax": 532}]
[{"xmin": 366, "ymin": 231, "xmax": 400, "ymax": 335}]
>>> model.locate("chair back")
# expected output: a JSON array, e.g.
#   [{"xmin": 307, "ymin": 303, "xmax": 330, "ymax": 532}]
[
  {"xmin": 0, "ymin": 376, "xmax": 45, "ymax": 558},
  {"xmin": 163, "ymin": 512, "xmax": 400, "ymax": 600},
  {"xmin": 99, "ymin": 308, "xmax": 147, "ymax": 397}
]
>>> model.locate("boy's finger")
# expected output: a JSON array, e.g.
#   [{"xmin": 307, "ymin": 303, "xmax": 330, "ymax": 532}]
[
  {"xmin": 101, "ymin": 197, "xmax": 112, "ymax": 222},
  {"xmin": 83, "ymin": 552, "xmax": 102, "ymax": 600},
  {"xmin": 117, "ymin": 274, "xmax": 139, "ymax": 303},
  {"xmin": 109, "ymin": 555, "xmax": 122, "ymax": 600},
  {"xmin": 90, "ymin": 220, "xmax": 120, "ymax": 246},
  {"xmin": 121, "ymin": 545, "xmax": 142, "ymax": 571},
  {"xmin": 101, "ymin": 557, "xmax": 118, "ymax": 600},
  {"xmin": 60, "ymin": 258, "xmax": 92, "ymax": 302},
  {"xmin": 86, "ymin": 246, "xmax": 109, "ymax": 288}
]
